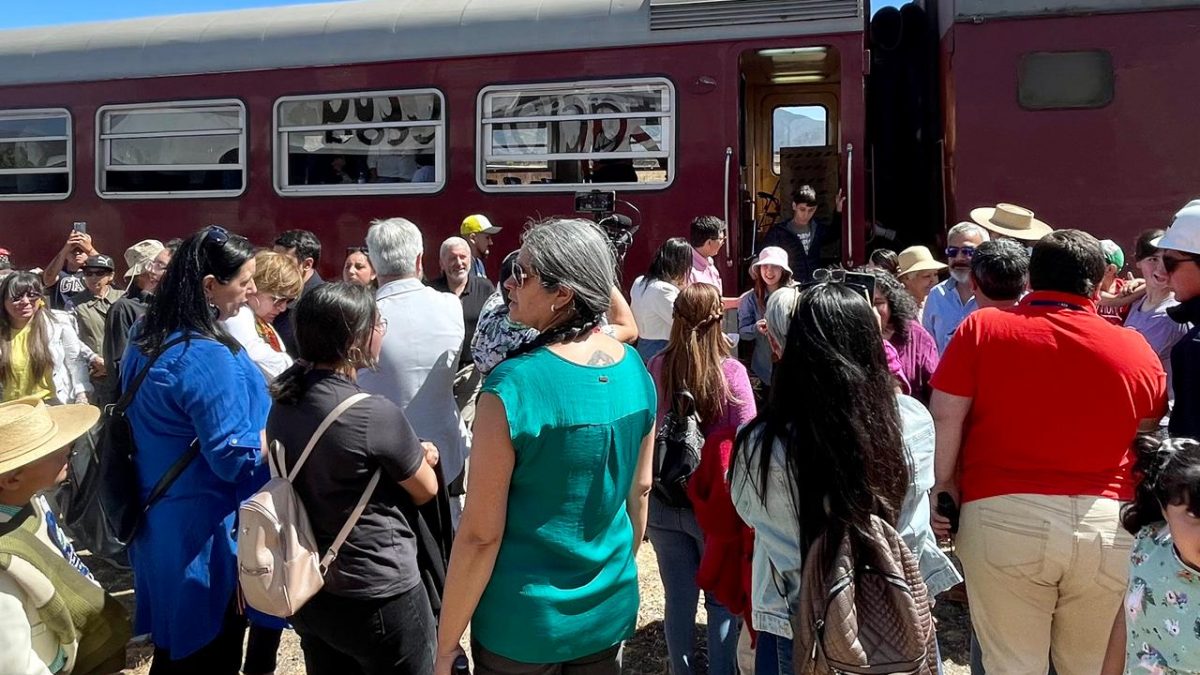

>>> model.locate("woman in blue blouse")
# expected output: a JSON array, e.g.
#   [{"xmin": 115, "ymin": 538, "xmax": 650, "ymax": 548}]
[{"xmin": 121, "ymin": 226, "xmax": 268, "ymax": 674}]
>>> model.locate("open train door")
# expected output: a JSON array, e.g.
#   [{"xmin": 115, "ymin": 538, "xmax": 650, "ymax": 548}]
[{"xmin": 738, "ymin": 46, "xmax": 843, "ymax": 284}]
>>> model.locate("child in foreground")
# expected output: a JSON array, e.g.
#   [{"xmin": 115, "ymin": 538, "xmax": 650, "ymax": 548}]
[{"xmin": 1103, "ymin": 435, "xmax": 1200, "ymax": 674}]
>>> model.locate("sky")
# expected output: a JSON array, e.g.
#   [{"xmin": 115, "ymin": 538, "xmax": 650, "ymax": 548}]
[{"xmin": 1, "ymin": 0, "xmax": 913, "ymax": 30}]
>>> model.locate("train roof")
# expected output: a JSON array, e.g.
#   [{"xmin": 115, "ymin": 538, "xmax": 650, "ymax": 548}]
[{"xmin": 0, "ymin": 0, "xmax": 862, "ymax": 87}]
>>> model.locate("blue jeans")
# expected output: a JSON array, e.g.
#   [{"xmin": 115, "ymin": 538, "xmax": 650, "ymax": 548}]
[
  {"xmin": 636, "ymin": 338, "xmax": 669, "ymax": 363},
  {"xmin": 646, "ymin": 499, "xmax": 738, "ymax": 675},
  {"xmin": 754, "ymin": 631, "xmax": 794, "ymax": 675}
]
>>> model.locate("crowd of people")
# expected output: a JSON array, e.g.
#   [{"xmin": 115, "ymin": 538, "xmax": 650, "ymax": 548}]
[{"xmin": 1, "ymin": 189, "xmax": 1200, "ymax": 675}]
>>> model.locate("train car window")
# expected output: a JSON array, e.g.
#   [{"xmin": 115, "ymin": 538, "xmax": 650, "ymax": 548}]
[
  {"xmin": 0, "ymin": 109, "xmax": 71, "ymax": 201},
  {"xmin": 96, "ymin": 100, "xmax": 246, "ymax": 199},
  {"xmin": 274, "ymin": 89, "xmax": 445, "ymax": 196},
  {"xmin": 772, "ymin": 105, "xmax": 828, "ymax": 174},
  {"xmin": 1019, "ymin": 51, "xmax": 1114, "ymax": 110},
  {"xmin": 477, "ymin": 78, "xmax": 675, "ymax": 192}
]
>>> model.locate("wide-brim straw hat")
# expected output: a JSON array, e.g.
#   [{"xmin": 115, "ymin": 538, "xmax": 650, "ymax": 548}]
[
  {"xmin": 750, "ymin": 246, "xmax": 793, "ymax": 281},
  {"xmin": 897, "ymin": 246, "xmax": 947, "ymax": 277},
  {"xmin": 970, "ymin": 203, "xmax": 1053, "ymax": 242},
  {"xmin": 0, "ymin": 397, "xmax": 99, "ymax": 475}
]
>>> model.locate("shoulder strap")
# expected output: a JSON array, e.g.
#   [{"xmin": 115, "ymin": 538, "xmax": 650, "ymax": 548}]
[
  {"xmin": 113, "ymin": 335, "xmax": 192, "ymax": 413},
  {"xmin": 320, "ymin": 468, "xmax": 381, "ymax": 573},
  {"xmin": 142, "ymin": 439, "xmax": 200, "ymax": 515},
  {"xmin": 283, "ymin": 392, "xmax": 371, "ymax": 481}
]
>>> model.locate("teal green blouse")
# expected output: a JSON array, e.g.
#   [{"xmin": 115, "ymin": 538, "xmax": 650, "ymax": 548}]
[{"xmin": 473, "ymin": 344, "xmax": 656, "ymax": 663}]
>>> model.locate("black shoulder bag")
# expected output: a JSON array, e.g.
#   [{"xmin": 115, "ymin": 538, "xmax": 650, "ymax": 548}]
[
  {"xmin": 652, "ymin": 390, "xmax": 706, "ymax": 508},
  {"xmin": 94, "ymin": 336, "xmax": 201, "ymax": 548}
]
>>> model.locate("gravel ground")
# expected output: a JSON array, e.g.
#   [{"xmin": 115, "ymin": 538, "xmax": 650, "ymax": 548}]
[{"xmin": 89, "ymin": 544, "xmax": 971, "ymax": 675}]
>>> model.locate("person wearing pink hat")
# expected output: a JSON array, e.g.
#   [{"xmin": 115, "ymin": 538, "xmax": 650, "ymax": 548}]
[{"xmin": 738, "ymin": 247, "xmax": 794, "ymax": 395}]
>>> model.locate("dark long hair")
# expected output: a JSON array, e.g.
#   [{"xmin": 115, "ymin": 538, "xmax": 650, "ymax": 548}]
[
  {"xmin": 0, "ymin": 273, "xmax": 53, "ymax": 386},
  {"xmin": 640, "ymin": 237, "xmax": 692, "ymax": 289},
  {"xmin": 733, "ymin": 283, "xmax": 909, "ymax": 557},
  {"xmin": 135, "ymin": 226, "xmax": 254, "ymax": 354},
  {"xmin": 270, "ymin": 283, "xmax": 377, "ymax": 405},
  {"xmin": 863, "ymin": 267, "xmax": 918, "ymax": 344},
  {"xmin": 1121, "ymin": 435, "xmax": 1200, "ymax": 535}
]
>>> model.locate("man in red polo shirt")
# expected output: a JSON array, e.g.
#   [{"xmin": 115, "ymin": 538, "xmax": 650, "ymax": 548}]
[{"xmin": 929, "ymin": 229, "xmax": 1166, "ymax": 675}]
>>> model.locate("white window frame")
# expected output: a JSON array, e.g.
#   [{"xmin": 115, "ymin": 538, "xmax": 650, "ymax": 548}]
[
  {"xmin": 95, "ymin": 99, "xmax": 247, "ymax": 200},
  {"xmin": 476, "ymin": 77, "xmax": 676, "ymax": 193},
  {"xmin": 0, "ymin": 108, "xmax": 72, "ymax": 202},
  {"xmin": 273, "ymin": 88, "xmax": 446, "ymax": 197}
]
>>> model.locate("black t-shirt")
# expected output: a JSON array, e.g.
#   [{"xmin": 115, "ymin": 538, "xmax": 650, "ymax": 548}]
[
  {"xmin": 50, "ymin": 268, "xmax": 87, "ymax": 311},
  {"xmin": 266, "ymin": 370, "xmax": 425, "ymax": 599},
  {"xmin": 429, "ymin": 273, "xmax": 496, "ymax": 368}
]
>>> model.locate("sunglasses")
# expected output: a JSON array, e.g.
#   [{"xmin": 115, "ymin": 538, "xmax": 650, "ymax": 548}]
[
  {"xmin": 1161, "ymin": 254, "xmax": 1200, "ymax": 273},
  {"xmin": 800, "ymin": 268, "xmax": 876, "ymax": 303},
  {"xmin": 83, "ymin": 269, "xmax": 112, "ymax": 277},
  {"xmin": 204, "ymin": 225, "xmax": 229, "ymax": 248},
  {"xmin": 268, "ymin": 295, "xmax": 295, "ymax": 309},
  {"xmin": 8, "ymin": 291, "xmax": 42, "ymax": 302},
  {"xmin": 945, "ymin": 246, "xmax": 977, "ymax": 259}
]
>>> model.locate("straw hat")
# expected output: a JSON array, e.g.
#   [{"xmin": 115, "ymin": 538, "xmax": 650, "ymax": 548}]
[
  {"xmin": 750, "ymin": 246, "xmax": 793, "ymax": 281},
  {"xmin": 0, "ymin": 397, "xmax": 99, "ymax": 475},
  {"xmin": 897, "ymin": 246, "xmax": 948, "ymax": 277},
  {"xmin": 969, "ymin": 203, "xmax": 1053, "ymax": 242}
]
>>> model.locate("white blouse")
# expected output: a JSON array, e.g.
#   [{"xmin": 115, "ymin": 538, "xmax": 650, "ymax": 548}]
[
  {"xmin": 630, "ymin": 276, "xmax": 680, "ymax": 341},
  {"xmin": 222, "ymin": 305, "xmax": 293, "ymax": 382}
]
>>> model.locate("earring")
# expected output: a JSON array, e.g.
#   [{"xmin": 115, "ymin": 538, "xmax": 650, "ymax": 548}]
[
  {"xmin": 551, "ymin": 304, "xmax": 558, "ymax": 312},
  {"xmin": 347, "ymin": 346, "xmax": 364, "ymax": 367}
]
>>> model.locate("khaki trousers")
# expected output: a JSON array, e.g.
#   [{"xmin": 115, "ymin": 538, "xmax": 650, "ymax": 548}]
[{"xmin": 957, "ymin": 494, "xmax": 1131, "ymax": 675}]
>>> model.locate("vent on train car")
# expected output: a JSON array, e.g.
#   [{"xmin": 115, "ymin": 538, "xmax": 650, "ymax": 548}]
[{"xmin": 648, "ymin": 0, "xmax": 861, "ymax": 31}]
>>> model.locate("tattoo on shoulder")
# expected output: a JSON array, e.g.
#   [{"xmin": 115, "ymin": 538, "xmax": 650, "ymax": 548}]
[{"xmin": 587, "ymin": 350, "xmax": 616, "ymax": 366}]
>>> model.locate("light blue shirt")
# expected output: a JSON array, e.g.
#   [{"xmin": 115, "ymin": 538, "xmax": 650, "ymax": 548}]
[
  {"xmin": 922, "ymin": 277, "xmax": 977, "ymax": 354},
  {"xmin": 359, "ymin": 278, "xmax": 470, "ymax": 482}
]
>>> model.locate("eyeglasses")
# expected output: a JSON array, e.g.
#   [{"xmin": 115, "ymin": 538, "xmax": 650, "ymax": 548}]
[
  {"xmin": 510, "ymin": 261, "xmax": 557, "ymax": 289},
  {"xmin": 269, "ymin": 295, "xmax": 294, "ymax": 309},
  {"xmin": 801, "ymin": 268, "xmax": 875, "ymax": 303},
  {"xmin": 945, "ymin": 246, "xmax": 977, "ymax": 259},
  {"xmin": 374, "ymin": 317, "xmax": 389, "ymax": 334},
  {"xmin": 1161, "ymin": 254, "xmax": 1200, "ymax": 273}
]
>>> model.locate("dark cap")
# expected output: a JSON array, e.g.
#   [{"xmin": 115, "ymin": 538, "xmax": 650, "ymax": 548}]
[{"xmin": 83, "ymin": 254, "xmax": 115, "ymax": 271}]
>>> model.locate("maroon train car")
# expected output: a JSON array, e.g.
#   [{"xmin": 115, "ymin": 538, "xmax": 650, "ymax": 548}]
[
  {"xmin": 0, "ymin": 0, "xmax": 871, "ymax": 288},
  {"xmin": 936, "ymin": 0, "xmax": 1200, "ymax": 245}
]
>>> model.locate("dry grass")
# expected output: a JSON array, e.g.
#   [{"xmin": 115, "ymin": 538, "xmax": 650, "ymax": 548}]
[{"xmin": 88, "ymin": 544, "xmax": 971, "ymax": 675}]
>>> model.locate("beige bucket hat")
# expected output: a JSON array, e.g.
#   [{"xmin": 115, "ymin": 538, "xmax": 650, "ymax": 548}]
[
  {"xmin": 123, "ymin": 239, "xmax": 166, "ymax": 280},
  {"xmin": 0, "ymin": 397, "xmax": 99, "ymax": 475},
  {"xmin": 897, "ymin": 246, "xmax": 948, "ymax": 277},
  {"xmin": 969, "ymin": 203, "xmax": 1053, "ymax": 242}
]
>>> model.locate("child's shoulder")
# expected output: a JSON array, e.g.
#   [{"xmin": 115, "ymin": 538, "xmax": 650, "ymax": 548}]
[{"xmin": 1135, "ymin": 522, "xmax": 1172, "ymax": 547}]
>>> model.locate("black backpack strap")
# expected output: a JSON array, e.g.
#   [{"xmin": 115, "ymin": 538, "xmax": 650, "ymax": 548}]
[
  {"xmin": 112, "ymin": 335, "xmax": 192, "ymax": 414},
  {"xmin": 142, "ymin": 439, "xmax": 200, "ymax": 516}
]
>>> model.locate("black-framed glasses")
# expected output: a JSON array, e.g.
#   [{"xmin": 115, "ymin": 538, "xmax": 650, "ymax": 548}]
[
  {"xmin": 945, "ymin": 246, "xmax": 977, "ymax": 259},
  {"xmin": 1162, "ymin": 253, "xmax": 1200, "ymax": 273}
]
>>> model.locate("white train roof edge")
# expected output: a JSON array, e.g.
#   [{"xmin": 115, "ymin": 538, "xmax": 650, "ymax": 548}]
[{"xmin": 0, "ymin": 0, "xmax": 864, "ymax": 88}]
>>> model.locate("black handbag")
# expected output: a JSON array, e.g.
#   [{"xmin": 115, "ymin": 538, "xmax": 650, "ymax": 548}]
[
  {"xmin": 651, "ymin": 390, "xmax": 705, "ymax": 508},
  {"xmin": 93, "ymin": 336, "xmax": 200, "ymax": 548}
]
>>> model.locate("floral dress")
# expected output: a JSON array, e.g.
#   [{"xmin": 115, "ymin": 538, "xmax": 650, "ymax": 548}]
[{"xmin": 1124, "ymin": 523, "xmax": 1200, "ymax": 674}]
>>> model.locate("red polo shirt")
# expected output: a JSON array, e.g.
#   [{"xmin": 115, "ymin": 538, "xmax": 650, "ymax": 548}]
[{"xmin": 931, "ymin": 290, "xmax": 1166, "ymax": 504}]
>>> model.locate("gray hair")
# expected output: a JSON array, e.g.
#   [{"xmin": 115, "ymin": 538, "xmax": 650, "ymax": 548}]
[
  {"xmin": 764, "ymin": 285, "xmax": 801, "ymax": 348},
  {"xmin": 523, "ymin": 218, "xmax": 615, "ymax": 325},
  {"xmin": 440, "ymin": 236, "xmax": 471, "ymax": 259},
  {"xmin": 948, "ymin": 221, "xmax": 991, "ymax": 243},
  {"xmin": 366, "ymin": 217, "xmax": 423, "ymax": 278}
]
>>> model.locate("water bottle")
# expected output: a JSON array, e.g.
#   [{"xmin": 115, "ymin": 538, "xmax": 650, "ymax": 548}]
[{"xmin": 452, "ymin": 654, "xmax": 471, "ymax": 675}]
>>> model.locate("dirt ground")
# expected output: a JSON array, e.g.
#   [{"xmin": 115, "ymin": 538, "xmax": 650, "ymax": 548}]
[{"xmin": 90, "ymin": 544, "xmax": 971, "ymax": 675}]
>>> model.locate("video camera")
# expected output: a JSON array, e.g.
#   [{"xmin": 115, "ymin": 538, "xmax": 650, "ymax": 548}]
[{"xmin": 575, "ymin": 190, "xmax": 640, "ymax": 267}]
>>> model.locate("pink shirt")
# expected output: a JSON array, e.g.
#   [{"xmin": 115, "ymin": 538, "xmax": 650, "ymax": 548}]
[{"xmin": 688, "ymin": 248, "xmax": 723, "ymax": 295}]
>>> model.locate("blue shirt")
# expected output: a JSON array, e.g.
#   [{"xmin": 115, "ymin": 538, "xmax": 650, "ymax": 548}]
[
  {"xmin": 472, "ymin": 257, "xmax": 487, "ymax": 281},
  {"xmin": 922, "ymin": 277, "xmax": 978, "ymax": 354},
  {"xmin": 121, "ymin": 332, "xmax": 270, "ymax": 658}
]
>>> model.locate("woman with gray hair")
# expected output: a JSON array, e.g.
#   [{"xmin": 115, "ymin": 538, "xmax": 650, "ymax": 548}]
[{"xmin": 435, "ymin": 218, "xmax": 656, "ymax": 675}]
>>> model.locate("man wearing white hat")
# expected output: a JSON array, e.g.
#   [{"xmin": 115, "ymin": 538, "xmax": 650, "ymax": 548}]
[
  {"xmin": 0, "ymin": 397, "xmax": 130, "ymax": 675},
  {"xmin": 100, "ymin": 239, "xmax": 170, "ymax": 405},
  {"xmin": 1156, "ymin": 199, "xmax": 1200, "ymax": 440},
  {"xmin": 921, "ymin": 222, "xmax": 990, "ymax": 354}
]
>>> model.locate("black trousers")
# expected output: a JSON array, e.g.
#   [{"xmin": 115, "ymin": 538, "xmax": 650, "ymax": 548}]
[{"xmin": 290, "ymin": 582, "xmax": 436, "ymax": 675}]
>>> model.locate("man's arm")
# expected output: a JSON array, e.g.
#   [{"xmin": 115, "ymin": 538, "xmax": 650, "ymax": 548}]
[{"xmin": 929, "ymin": 389, "xmax": 973, "ymax": 539}]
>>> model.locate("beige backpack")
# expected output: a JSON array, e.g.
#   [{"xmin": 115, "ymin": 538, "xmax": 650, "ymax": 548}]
[{"xmin": 238, "ymin": 393, "xmax": 377, "ymax": 618}]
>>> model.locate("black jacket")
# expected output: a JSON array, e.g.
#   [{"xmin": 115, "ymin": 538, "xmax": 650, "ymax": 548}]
[
  {"xmin": 98, "ymin": 284, "xmax": 151, "ymax": 406},
  {"xmin": 273, "ymin": 272, "xmax": 325, "ymax": 357},
  {"xmin": 760, "ymin": 211, "xmax": 841, "ymax": 282},
  {"xmin": 1169, "ymin": 297, "xmax": 1200, "ymax": 439}
]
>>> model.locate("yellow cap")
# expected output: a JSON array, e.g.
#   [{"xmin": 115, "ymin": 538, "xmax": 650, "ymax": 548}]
[{"xmin": 461, "ymin": 214, "xmax": 501, "ymax": 236}]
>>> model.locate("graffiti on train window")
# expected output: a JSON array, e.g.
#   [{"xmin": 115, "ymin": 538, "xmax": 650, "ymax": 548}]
[
  {"xmin": 97, "ymin": 100, "xmax": 246, "ymax": 199},
  {"xmin": 0, "ymin": 109, "xmax": 71, "ymax": 201},
  {"xmin": 274, "ymin": 89, "xmax": 445, "ymax": 196},
  {"xmin": 478, "ymin": 78, "xmax": 675, "ymax": 192},
  {"xmin": 1019, "ymin": 51, "xmax": 1114, "ymax": 110}
]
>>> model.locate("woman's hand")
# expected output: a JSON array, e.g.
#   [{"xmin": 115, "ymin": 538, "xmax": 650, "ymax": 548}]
[
  {"xmin": 433, "ymin": 645, "xmax": 467, "ymax": 675},
  {"xmin": 422, "ymin": 441, "xmax": 440, "ymax": 467},
  {"xmin": 756, "ymin": 318, "xmax": 769, "ymax": 335}
]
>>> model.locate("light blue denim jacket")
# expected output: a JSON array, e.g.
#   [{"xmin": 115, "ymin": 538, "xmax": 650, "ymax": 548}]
[{"xmin": 730, "ymin": 394, "xmax": 962, "ymax": 639}]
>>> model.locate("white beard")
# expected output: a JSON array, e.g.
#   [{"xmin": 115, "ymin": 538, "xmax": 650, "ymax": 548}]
[{"xmin": 950, "ymin": 268, "xmax": 970, "ymax": 284}]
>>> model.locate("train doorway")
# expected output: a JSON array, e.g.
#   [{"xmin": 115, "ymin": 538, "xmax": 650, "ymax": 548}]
[{"xmin": 738, "ymin": 46, "xmax": 842, "ymax": 278}]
